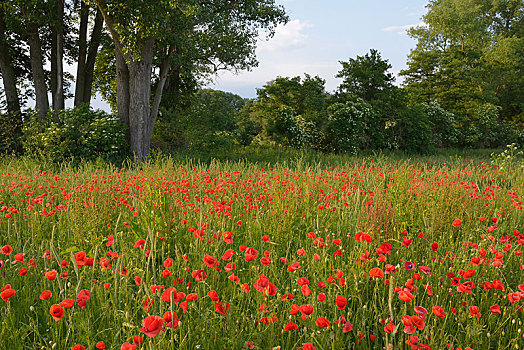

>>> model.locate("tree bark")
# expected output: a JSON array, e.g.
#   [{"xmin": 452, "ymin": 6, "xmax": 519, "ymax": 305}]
[
  {"xmin": 27, "ymin": 22, "xmax": 49, "ymax": 121},
  {"xmin": 150, "ymin": 46, "xmax": 172, "ymax": 137},
  {"xmin": 0, "ymin": 10, "xmax": 20, "ymax": 115},
  {"xmin": 50, "ymin": 26, "xmax": 57, "ymax": 109},
  {"xmin": 115, "ymin": 46, "xmax": 130, "ymax": 126},
  {"xmin": 83, "ymin": 9, "xmax": 103, "ymax": 105},
  {"xmin": 53, "ymin": 0, "xmax": 65, "ymax": 113},
  {"xmin": 128, "ymin": 37, "xmax": 154, "ymax": 160},
  {"xmin": 74, "ymin": 0, "xmax": 89, "ymax": 107}
]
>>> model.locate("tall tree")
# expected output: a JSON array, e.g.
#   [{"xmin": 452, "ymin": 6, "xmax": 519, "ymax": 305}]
[
  {"xmin": 0, "ymin": 5, "xmax": 20, "ymax": 116},
  {"xmin": 74, "ymin": 3, "xmax": 103, "ymax": 107},
  {"xmin": 401, "ymin": 0, "xmax": 524, "ymax": 123},
  {"xmin": 91, "ymin": 0, "xmax": 287, "ymax": 160}
]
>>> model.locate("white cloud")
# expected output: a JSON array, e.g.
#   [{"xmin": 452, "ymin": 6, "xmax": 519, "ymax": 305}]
[
  {"xmin": 381, "ymin": 22, "xmax": 425, "ymax": 35},
  {"xmin": 257, "ymin": 19, "xmax": 313, "ymax": 52}
]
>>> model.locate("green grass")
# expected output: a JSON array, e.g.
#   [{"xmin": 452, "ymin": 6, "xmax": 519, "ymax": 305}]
[{"xmin": 0, "ymin": 148, "xmax": 522, "ymax": 350}]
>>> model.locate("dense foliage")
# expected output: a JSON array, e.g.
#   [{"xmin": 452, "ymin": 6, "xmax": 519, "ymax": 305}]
[{"xmin": 22, "ymin": 106, "xmax": 127, "ymax": 163}]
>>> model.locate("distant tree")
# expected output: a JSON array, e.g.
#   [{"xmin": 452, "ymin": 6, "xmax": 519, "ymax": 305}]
[
  {"xmin": 336, "ymin": 49, "xmax": 397, "ymax": 104},
  {"xmin": 336, "ymin": 49, "xmax": 403, "ymax": 148},
  {"xmin": 244, "ymin": 74, "xmax": 329, "ymax": 148},
  {"xmin": 401, "ymin": 0, "xmax": 524, "ymax": 124}
]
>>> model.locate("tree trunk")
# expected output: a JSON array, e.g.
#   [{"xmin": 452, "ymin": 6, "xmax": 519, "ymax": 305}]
[
  {"xmin": 74, "ymin": 0, "xmax": 89, "ymax": 107},
  {"xmin": 50, "ymin": 27, "xmax": 57, "ymax": 109},
  {"xmin": 53, "ymin": 0, "xmax": 65, "ymax": 113},
  {"xmin": 150, "ymin": 46, "xmax": 172, "ymax": 137},
  {"xmin": 0, "ymin": 10, "xmax": 20, "ymax": 115},
  {"xmin": 128, "ymin": 37, "xmax": 154, "ymax": 160},
  {"xmin": 83, "ymin": 9, "xmax": 103, "ymax": 105},
  {"xmin": 115, "ymin": 46, "xmax": 130, "ymax": 127},
  {"xmin": 27, "ymin": 22, "xmax": 49, "ymax": 121}
]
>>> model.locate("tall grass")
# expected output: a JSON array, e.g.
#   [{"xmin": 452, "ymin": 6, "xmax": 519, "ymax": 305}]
[{"xmin": 0, "ymin": 149, "xmax": 522, "ymax": 349}]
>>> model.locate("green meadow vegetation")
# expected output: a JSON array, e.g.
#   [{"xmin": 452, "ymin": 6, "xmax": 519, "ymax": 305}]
[{"xmin": 0, "ymin": 150, "xmax": 523, "ymax": 349}]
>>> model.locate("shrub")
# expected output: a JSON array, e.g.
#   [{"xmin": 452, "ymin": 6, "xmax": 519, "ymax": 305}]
[
  {"xmin": 323, "ymin": 100, "xmax": 377, "ymax": 154},
  {"xmin": 421, "ymin": 101, "xmax": 458, "ymax": 148},
  {"xmin": 22, "ymin": 106, "xmax": 127, "ymax": 163},
  {"xmin": 396, "ymin": 105, "xmax": 433, "ymax": 153},
  {"xmin": 0, "ymin": 111, "xmax": 23, "ymax": 154},
  {"xmin": 266, "ymin": 107, "xmax": 311, "ymax": 148},
  {"xmin": 458, "ymin": 104, "xmax": 519, "ymax": 148}
]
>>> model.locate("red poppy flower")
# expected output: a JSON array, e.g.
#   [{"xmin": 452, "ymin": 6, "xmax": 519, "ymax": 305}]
[
  {"xmin": 208, "ymin": 290, "xmax": 219, "ymax": 302},
  {"xmin": 414, "ymin": 306, "xmax": 427, "ymax": 317},
  {"xmin": 161, "ymin": 287, "xmax": 178, "ymax": 303},
  {"xmin": 315, "ymin": 317, "xmax": 330, "ymax": 327},
  {"xmin": 40, "ymin": 290, "xmax": 52, "ymax": 300},
  {"xmin": 0, "ymin": 245, "xmax": 13, "ymax": 255},
  {"xmin": 300, "ymin": 344, "xmax": 316, "ymax": 350},
  {"xmin": 180, "ymin": 301, "xmax": 189, "ymax": 313},
  {"xmin": 76, "ymin": 289, "xmax": 91, "ymax": 309},
  {"xmin": 203, "ymin": 254, "xmax": 219, "ymax": 267},
  {"xmin": 301, "ymin": 285, "xmax": 311, "ymax": 297},
  {"xmin": 469, "ymin": 306, "xmax": 481, "ymax": 320},
  {"xmin": 369, "ymin": 267, "xmax": 385, "ymax": 278},
  {"xmin": 432, "ymin": 305, "xmax": 446, "ymax": 319},
  {"xmin": 300, "ymin": 304, "xmax": 314, "ymax": 316},
  {"xmin": 343, "ymin": 322, "xmax": 353, "ymax": 333},
  {"xmin": 134, "ymin": 239, "xmax": 146, "ymax": 249},
  {"xmin": 121, "ymin": 342, "xmax": 136, "ymax": 350},
  {"xmin": 1, "ymin": 288, "xmax": 15, "ymax": 301},
  {"xmin": 72, "ymin": 345, "xmax": 85, "ymax": 350},
  {"xmin": 132, "ymin": 335, "xmax": 143, "ymax": 345},
  {"xmin": 452, "ymin": 219, "xmax": 461, "ymax": 227},
  {"xmin": 284, "ymin": 322, "xmax": 298, "ymax": 331},
  {"xmin": 215, "ymin": 302, "xmax": 231, "ymax": 315},
  {"xmin": 336, "ymin": 295, "xmax": 347, "ymax": 310},
  {"xmin": 50, "ymin": 304, "xmax": 65, "ymax": 321},
  {"xmin": 139, "ymin": 315, "xmax": 164, "ymax": 338},
  {"xmin": 45, "ymin": 270, "xmax": 57, "ymax": 280},
  {"xmin": 191, "ymin": 270, "xmax": 207, "ymax": 281},
  {"xmin": 260, "ymin": 257, "xmax": 272, "ymax": 265},
  {"xmin": 222, "ymin": 249, "xmax": 236, "ymax": 261},
  {"xmin": 60, "ymin": 298, "xmax": 75, "ymax": 309},
  {"xmin": 490, "ymin": 304, "xmax": 501, "ymax": 315},
  {"xmin": 186, "ymin": 293, "xmax": 198, "ymax": 302},
  {"xmin": 163, "ymin": 311, "xmax": 179, "ymax": 329},
  {"xmin": 95, "ymin": 341, "xmax": 105, "ymax": 349}
]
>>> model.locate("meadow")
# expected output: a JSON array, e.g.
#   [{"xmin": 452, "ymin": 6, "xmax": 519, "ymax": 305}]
[{"xmin": 0, "ymin": 149, "xmax": 523, "ymax": 350}]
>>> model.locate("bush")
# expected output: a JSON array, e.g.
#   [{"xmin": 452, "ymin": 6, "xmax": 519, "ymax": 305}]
[
  {"xmin": 0, "ymin": 111, "xmax": 23, "ymax": 154},
  {"xmin": 421, "ymin": 101, "xmax": 458, "ymax": 148},
  {"xmin": 458, "ymin": 104, "xmax": 519, "ymax": 148},
  {"xmin": 323, "ymin": 100, "xmax": 377, "ymax": 154},
  {"xmin": 22, "ymin": 106, "xmax": 128, "ymax": 163},
  {"xmin": 266, "ymin": 107, "xmax": 311, "ymax": 148},
  {"xmin": 396, "ymin": 105, "xmax": 433, "ymax": 153}
]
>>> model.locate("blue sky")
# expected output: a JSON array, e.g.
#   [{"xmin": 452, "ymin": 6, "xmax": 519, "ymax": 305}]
[{"xmin": 208, "ymin": 0, "xmax": 428, "ymax": 98}]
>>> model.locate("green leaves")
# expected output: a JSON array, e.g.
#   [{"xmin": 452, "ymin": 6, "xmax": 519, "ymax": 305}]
[{"xmin": 401, "ymin": 0, "xmax": 524, "ymax": 124}]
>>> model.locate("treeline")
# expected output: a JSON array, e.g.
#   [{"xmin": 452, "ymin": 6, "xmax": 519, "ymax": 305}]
[
  {"xmin": 0, "ymin": 0, "xmax": 522, "ymax": 160},
  {"xmin": 153, "ymin": 57, "xmax": 521, "ymax": 155}
]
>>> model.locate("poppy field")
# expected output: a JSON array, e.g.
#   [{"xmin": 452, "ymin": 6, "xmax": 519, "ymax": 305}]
[{"xmin": 0, "ymin": 155, "xmax": 523, "ymax": 350}]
